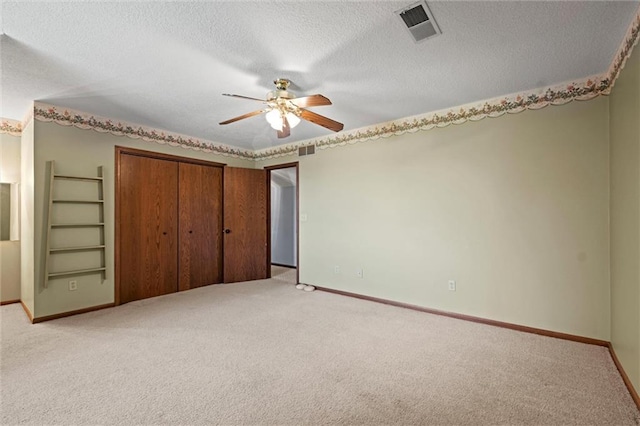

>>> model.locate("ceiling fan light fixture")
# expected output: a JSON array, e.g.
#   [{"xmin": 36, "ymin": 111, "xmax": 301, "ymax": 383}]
[
  {"xmin": 266, "ymin": 108, "xmax": 301, "ymax": 130},
  {"xmin": 286, "ymin": 112, "xmax": 301, "ymax": 128},
  {"xmin": 266, "ymin": 109, "xmax": 283, "ymax": 130}
]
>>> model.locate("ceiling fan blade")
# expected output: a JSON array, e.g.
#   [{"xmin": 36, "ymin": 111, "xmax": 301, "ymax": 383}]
[
  {"xmin": 289, "ymin": 94, "xmax": 332, "ymax": 108},
  {"xmin": 277, "ymin": 116, "xmax": 291, "ymax": 138},
  {"xmin": 219, "ymin": 109, "xmax": 266, "ymax": 125},
  {"xmin": 299, "ymin": 109, "xmax": 344, "ymax": 132},
  {"xmin": 222, "ymin": 94, "xmax": 266, "ymax": 103}
]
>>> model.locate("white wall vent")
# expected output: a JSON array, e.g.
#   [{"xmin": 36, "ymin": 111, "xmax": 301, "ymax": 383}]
[{"xmin": 395, "ymin": 1, "xmax": 441, "ymax": 43}]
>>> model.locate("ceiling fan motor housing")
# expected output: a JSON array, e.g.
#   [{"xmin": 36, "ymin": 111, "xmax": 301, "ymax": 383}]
[
  {"xmin": 267, "ymin": 89, "xmax": 295, "ymax": 102},
  {"xmin": 268, "ymin": 78, "xmax": 296, "ymax": 102}
]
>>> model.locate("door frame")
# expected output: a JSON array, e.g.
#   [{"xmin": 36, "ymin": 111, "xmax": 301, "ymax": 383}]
[
  {"xmin": 264, "ymin": 162, "xmax": 300, "ymax": 284},
  {"xmin": 114, "ymin": 146, "xmax": 225, "ymax": 305}
]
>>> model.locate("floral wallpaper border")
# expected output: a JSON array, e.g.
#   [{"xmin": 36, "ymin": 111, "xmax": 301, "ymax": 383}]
[
  {"xmin": 605, "ymin": 7, "xmax": 640, "ymax": 93},
  {"xmin": 0, "ymin": 119, "xmax": 23, "ymax": 137},
  {"xmin": 10, "ymin": 5, "xmax": 639, "ymax": 160},
  {"xmin": 33, "ymin": 103, "xmax": 256, "ymax": 160},
  {"xmin": 253, "ymin": 75, "xmax": 608, "ymax": 160}
]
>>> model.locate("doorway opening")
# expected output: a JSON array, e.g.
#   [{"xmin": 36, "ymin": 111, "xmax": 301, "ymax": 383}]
[{"xmin": 266, "ymin": 163, "xmax": 299, "ymax": 284}]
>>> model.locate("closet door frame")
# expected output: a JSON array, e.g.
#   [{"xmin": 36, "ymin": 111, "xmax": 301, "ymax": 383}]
[{"xmin": 114, "ymin": 146, "xmax": 226, "ymax": 306}]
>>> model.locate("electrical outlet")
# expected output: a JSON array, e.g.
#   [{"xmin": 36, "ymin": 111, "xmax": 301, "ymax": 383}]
[
  {"xmin": 334, "ymin": 266, "xmax": 340, "ymax": 274},
  {"xmin": 356, "ymin": 268, "xmax": 364, "ymax": 278},
  {"xmin": 448, "ymin": 280, "xmax": 456, "ymax": 291},
  {"xmin": 68, "ymin": 280, "xmax": 78, "ymax": 291}
]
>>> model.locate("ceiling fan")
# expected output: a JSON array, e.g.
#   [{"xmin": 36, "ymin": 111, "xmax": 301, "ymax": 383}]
[{"xmin": 219, "ymin": 79, "xmax": 344, "ymax": 139}]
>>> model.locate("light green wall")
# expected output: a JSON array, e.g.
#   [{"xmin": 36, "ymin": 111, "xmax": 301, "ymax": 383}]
[
  {"xmin": 260, "ymin": 97, "xmax": 611, "ymax": 340},
  {"xmin": 0, "ymin": 132, "xmax": 21, "ymax": 302},
  {"xmin": 20, "ymin": 119, "xmax": 35, "ymax": 315},
  {"xmin": 31, "ymin": 121, "xmax": 253, "ymax": 318},
  {"xmin": 24, "ymin": 93, "xmax": 615, "ymax": 343},
  {"xmin": 610, "ymin": 41, "xmax": 640, "ymax": 392}
]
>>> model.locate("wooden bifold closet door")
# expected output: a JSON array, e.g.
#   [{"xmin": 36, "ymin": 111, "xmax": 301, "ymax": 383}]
[
  {"xmin": 117, "ymin": 149, "xmax": 224, "ymax": 304},
  {"xmin": 223, "ymin": 167, "xmax": 268, "ymax": 283},
  {"xmin": 179, "ymin": 162, "xmax": 223, "ymax": 291},
  {"xmin": 117, "ymin": 147, "xmax": 269, "ymax": 305},
  {"xmin": 119, "ymin": 154, "xmax": 179, "ymax": 304}
]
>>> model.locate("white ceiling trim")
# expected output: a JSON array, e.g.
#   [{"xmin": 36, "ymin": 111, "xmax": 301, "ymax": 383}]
[{"xmin": 9, "ymin": 5, "xmax": 640, "ymax": 161}]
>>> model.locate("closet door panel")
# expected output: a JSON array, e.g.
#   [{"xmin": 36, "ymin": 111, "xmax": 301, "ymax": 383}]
[
  {"xmin": 119, "ymin": 154, "xmax": 178, "ymax": 303},
  {"xmin": 179, "ymin": 163, "xmax": 223, "ymax": 290},
  {"xmin": 223, "ymin": 167, "xmax": 268, "ymax": 283}
]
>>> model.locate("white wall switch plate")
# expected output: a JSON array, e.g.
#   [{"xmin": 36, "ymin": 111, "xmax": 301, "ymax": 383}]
[
  {"xmin": 448, "ymin": 280, "xmax": 456, "ymax": 291},
  {"xmin": 69, "ymin": 280, "xmax": 78, "ymax": 291},
  {"xmin": 356, "ymin": 269, "xmax": 364, "ymax": 278},
  {"xmin": 334, "ymin": 266, "xmax": 340, "ymax": 274}
]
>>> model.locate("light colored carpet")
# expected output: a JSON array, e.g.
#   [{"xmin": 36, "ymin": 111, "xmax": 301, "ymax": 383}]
[{"xmin": 1, "ymin": 266, "xmax": 638, "ymax": 425}]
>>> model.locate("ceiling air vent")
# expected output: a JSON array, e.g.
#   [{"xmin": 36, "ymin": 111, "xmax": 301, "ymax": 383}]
[
  {"xmin": 298, "ymin": 145, "xmax": 315, "ymax": 156},
  {"xmin": 395, "ymin": 1, "xmax": 441, "ymax": 43}
]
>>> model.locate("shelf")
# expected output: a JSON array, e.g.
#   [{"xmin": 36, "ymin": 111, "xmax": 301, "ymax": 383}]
[
  {"xmin": 54, "ymin": 175, "xmax": 103, "ymax": 182},
  {"xmin": 45, "ymin": 162, "xmax": 107, "ymax": 288},
  {"xmin": 51, "ymin": 223, "xmax": 105, "ymax": 228},
  {"xmin": 48, "ymin": 267, "xmax": 106, "ymax": 278},
  {"xmin": 50, "ymin": 245, "xmax": 106, "ymax": 253},
  {"xmin": 53, "ymin": 199, "xmax": 104, "ymax": 204}
]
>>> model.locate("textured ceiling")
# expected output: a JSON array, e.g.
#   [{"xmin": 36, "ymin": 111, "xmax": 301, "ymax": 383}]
[{"xmin": 1, "ymin": 1, "xmax": 638, "ymax": 151}]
